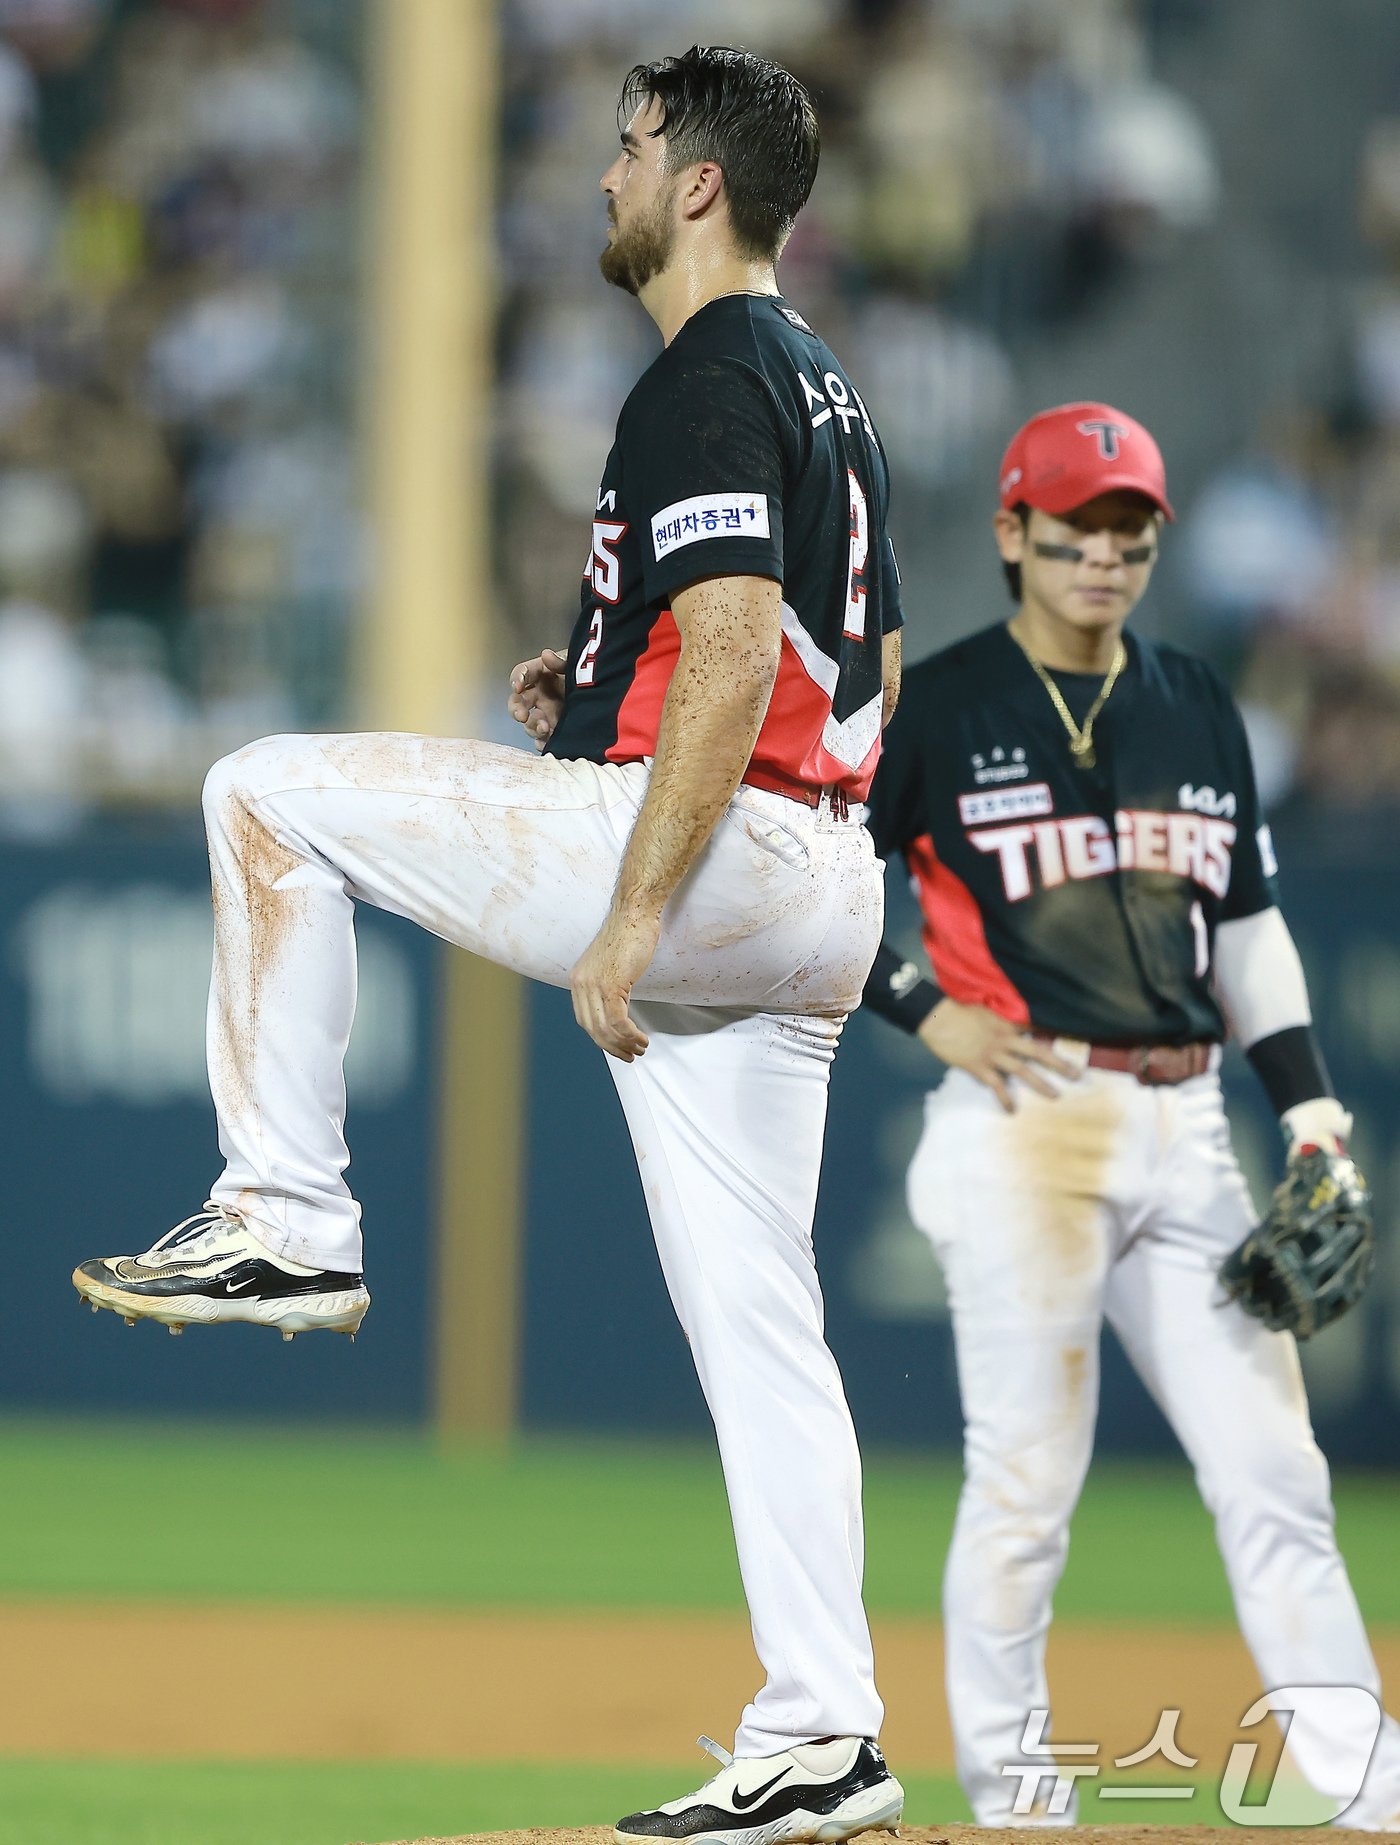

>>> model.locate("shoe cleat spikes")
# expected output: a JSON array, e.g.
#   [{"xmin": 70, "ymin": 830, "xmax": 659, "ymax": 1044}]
[
  {"xmin": 90, "ymin": 1301, "xmax": 100, "ymax": 1313},
  {"xmin": 168, "ymin": 1323, "xmax": 184, "ymax": 1336},
  {"xmin": 281, "ymin": 1329, "xmax": 295, "ymax": 1343},
  {"xmin": 124, "ymin": 1317, "xmax": 137, "ymax": 1327}
]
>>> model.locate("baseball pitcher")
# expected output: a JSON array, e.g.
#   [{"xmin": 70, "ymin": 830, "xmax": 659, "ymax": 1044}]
[
  {"xmin": 73, "ymin": 48, "xmax": 905, "ymax": 1845},
  {"xmin": 862, "ymin": 403, "xmax": 1399, "ymax": 1828}
]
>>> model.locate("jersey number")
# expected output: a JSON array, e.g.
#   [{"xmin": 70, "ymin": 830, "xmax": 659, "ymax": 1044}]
[
  {"xmin": 576, "ymin": 521, "xmax": 625, "ymax": 687},
  {"xmin": 844, "ymin": 469, "xmax": 870, "ymax": 641},
  {"xmin": 575, "ymin": 608, "xmax": 604, "ymax": 686},
  {"xmin": 590, "ymin": 519, "xmax": 627, "ymax": 604}
]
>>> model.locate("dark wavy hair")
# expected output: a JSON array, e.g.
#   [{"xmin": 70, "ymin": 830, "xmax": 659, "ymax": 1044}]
[{"xmin": 618, "ymin": 46, "xmax": 819, "ymax": 262}]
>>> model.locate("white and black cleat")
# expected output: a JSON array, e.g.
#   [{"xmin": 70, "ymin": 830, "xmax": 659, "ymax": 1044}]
[
  {"xmin": 72, "ymin": 1203, "xmax": 369, "ymax": 1340},
  {"xmin": 615, "ymin": 1735, "xmax": 903, "ymax": 1845}
]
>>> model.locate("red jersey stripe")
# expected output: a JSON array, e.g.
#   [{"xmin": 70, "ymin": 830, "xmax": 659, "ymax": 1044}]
[
  {"xmin": 608, "ymin": 610, "xmax": 680, "ymax": 765},
  {"xmin": 608, "ymin": 619, "xmax": 883, "ymax": 801},
  {"xmin": 754, "ymin": 629, "xmax": 882, "ymax": 799},
  {"xmin": 906, "ymin": 831, "xmax": 1029, "ymax": 1024}
]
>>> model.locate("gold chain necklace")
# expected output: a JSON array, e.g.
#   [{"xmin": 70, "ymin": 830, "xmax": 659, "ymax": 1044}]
[{"xmin": 1009, "ymin": 626, "xmax": 1127, "ymax": 770}]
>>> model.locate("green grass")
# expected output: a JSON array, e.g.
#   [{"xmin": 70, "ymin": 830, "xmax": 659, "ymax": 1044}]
[
  {"xmin": 2, "ymin": 1417, "xmax": 1398, "ymax": 1625},
  {"xmin": 2, "ymin": 1421, "xmax": 1382, "ymax": 1844},
  {"xmin": 0, "ymin": 1757, "xmax": 1329, "ymax": 1844},
  {"xmin": 0, "ymin": 1760, "xmax": 969, "ymax": 1845}
]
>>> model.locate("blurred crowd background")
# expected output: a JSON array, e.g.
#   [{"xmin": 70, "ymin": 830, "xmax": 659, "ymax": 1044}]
[
  {"xmin": 2, "ymin": 0, "xmax": 1400, "ymax": 851},
  {"xmin": 0, "ymin": 0, "xmax": 358, "ymax": 830}
]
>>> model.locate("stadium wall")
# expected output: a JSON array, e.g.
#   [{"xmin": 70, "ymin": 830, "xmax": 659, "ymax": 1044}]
[{"xmin": 3, "ymin": 827, "xmax": 1397, "ymax": 1462}]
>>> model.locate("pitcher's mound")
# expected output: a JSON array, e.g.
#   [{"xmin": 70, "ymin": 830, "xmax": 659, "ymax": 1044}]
[{"xmin": 380, "ymin": 1828, "xmax": 1338, "ymax": 1845}]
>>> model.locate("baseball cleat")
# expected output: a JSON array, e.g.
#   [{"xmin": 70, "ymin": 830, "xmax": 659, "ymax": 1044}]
[
  {"xmin": 72, "ymin": 1203, "xmax": 369, "ymax": 1339},
  {"xmin": 615, "ymin": 1734, "xmax": 903, "ymax": 1845}
]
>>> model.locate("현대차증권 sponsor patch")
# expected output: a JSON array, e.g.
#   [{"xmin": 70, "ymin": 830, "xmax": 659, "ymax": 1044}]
[{"xmin": 651, "ymin": 492, "xmax": 771, "ymax": 561}]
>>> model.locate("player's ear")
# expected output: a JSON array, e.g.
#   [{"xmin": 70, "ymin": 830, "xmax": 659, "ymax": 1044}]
[
  {"xmin": 993, "ymin": 507, "xmax": 1026, "ymax": 564},
  {"xmin": 681, "ymin": 160, "xmax": 725, "ymax": 223}
]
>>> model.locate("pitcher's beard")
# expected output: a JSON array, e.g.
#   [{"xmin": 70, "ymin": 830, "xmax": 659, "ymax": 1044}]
[{"xmin": 599, "ymin": 189, "xmax": 677, "ymax": 296}]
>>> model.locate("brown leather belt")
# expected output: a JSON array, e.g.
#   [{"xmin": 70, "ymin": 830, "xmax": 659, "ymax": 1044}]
[
  {"xmin": 741, "ymin": 770, "xmax": 850, "ymax": 818},
  {"xmin": 1032, "ymin": 1035, "xmax": 1214, "ymax": 1086}
]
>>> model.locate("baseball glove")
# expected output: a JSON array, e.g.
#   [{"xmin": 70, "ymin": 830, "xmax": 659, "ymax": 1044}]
[{"xmin": 1219, "ymin": 1146, "xmax": 1375, "ymax": 1339}]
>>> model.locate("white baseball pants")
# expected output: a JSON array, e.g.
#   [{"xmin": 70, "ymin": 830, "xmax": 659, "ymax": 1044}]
[
  {"xmin": 908, "ymin": 1063, "xmax": 1400, "ymax": 1828},
  {"xmin": 199, "ymin": 731, "xmax": 885, "ymax": 1756}
]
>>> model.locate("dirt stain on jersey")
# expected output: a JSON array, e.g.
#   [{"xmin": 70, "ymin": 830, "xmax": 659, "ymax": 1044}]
[
  {"xmin": 318, "ymin": 733, "xmax": 565, "ymax": 810},
  {"xmin": 1006, "ymin": 1078, "xmax": 1122, "ymax": 1314},
  {"xmin": 955, "ymin": 1084, "xmax": 1115, "ymax": 1637},
  {"xmin": 209, "ymin": 798, "xmax": 310, "ymax": 1122},
  {"xmin": 977, "ymin": 1363, "xmax": 1095, "ymax": 1634}
]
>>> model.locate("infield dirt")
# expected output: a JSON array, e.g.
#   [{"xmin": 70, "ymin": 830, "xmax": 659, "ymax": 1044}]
[
  {"xmin": 10, "ymin": 1599, "xmax": 1397, "ymax": 1843},
  {"xmin": 3, "ymin": 1598, "xmax": 1374, "ymax": 1769}
]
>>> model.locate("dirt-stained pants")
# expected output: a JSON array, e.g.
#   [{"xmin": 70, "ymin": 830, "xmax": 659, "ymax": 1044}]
[
  {"xmin": 200, "ymin": 730, "xmax": 886, "ymax": 1758},
  {"xmin": 907, "ymin": 1062, "xmax": 1400, "ymax": 1829}
]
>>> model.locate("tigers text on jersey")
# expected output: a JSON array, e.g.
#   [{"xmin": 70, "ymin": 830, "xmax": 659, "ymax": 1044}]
[
  {"xmin": 546, "ymin": 293, "xmax": 902, "ymax": 801},
  {"xmin": 865, "ymin": 622, "xmax": 1277, "ymax": 1044}
]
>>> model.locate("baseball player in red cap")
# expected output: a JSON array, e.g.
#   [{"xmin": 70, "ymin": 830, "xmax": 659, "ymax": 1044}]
[
  {"xmin": 997, "ymin": 399, "xmax": 1175, "ymax": 522},
  {"xmin": 861, "ymin": 403, "xmax": 1400, "ymax": 1826}
]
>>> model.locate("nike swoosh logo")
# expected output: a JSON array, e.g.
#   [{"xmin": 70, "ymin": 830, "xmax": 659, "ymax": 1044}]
[
  {"xmin": 224, "ymin": 1278, "xmax": 259, "ymax": 1295},
  {"xmin": 112, "ymin": 1256, "xmax": 228, "ymax": 1282},
  {"xmin": 731, "ymin": 1768, "xmax": 792, "ymax": 1811}
]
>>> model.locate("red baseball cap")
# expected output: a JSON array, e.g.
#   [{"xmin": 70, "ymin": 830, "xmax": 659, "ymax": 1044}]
[{"xmin": 998, "ymin": 401, "xmax": 1174, "ymax": 521}]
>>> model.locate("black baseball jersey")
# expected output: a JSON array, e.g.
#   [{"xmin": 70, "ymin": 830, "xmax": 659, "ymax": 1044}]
[
  {"xmin": 546, "ymin": 292, "xmax": 902, "ymax": 800},
  {"xmin": 865, "ymin": 622, "xmax": 1278, "ymax": 1045}
]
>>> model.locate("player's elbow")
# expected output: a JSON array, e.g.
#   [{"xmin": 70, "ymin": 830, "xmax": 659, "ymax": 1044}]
[
  {"xmin": 678, "ymin": 626, "xmax": 781, "ymax": 713},
  {"xmin": 745, "ymin": 631, "xmax": 782, "ymax": 693}
]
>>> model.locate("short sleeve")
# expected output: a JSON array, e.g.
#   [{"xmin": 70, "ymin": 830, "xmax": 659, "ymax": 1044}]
[
  {"xmin": 623, "ymin": 356, "xmax": 787, "ymax": 606},
  {"xmin": 880, "ymin": 533, "xmax": 904, "ymax": 634},
  {"xmin": 1218, "ymin": 685, "xmax": 1280, "ymax": 920},
  {"xmin": 863, "ymin": 680, "xmax": 928, "ymax": 857}
]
